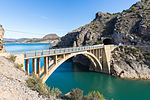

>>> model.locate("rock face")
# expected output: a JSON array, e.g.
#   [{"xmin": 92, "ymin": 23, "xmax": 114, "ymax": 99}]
[
  {"xmin": 0, "ymin": 56, "xmax": 49, "ymax": 100},
  {"xmin": 111, "ymin": 46, "xmax": 150, "ymax": 79},
  {"xmin": 0, "ymin": 25, "xmax": 5, "ymax": 52},
  {"xmin": 54, "ymin": 0, "xmax": 150, "ymax": 80},
  {"xmin": 55, "ymin": 0, "xmax": 150, "ymax": 48}
]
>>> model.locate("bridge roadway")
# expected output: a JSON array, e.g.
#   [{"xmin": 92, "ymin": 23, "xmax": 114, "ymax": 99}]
[{"xmin": 11, "ymin": 44, "xmax": 115, "ymax": 83}]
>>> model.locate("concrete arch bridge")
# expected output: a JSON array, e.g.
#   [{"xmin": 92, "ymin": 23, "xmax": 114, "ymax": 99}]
[{"xmin": 12, "ymin": 44, "xmax": 115, "ymax": 83}]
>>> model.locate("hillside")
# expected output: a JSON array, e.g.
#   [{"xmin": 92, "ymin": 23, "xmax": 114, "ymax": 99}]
[
  {"xmin": 0, "ymin": 56, "xmax": 49, "ymax": 100},
  {"xmin": 55, "ymin": 0, "xmax": 150, "ymax": 48},
  {"xmin": 54, "ymin": 0, "xmax": 150, "ymax": 79},
  {"xmin": 43, "ymin": 34, "xmax": 59, "ymax": 40}
]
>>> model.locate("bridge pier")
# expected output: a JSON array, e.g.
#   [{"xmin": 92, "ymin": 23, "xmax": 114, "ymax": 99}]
[
  {"xmin": 54, "ymin": 55, "xmax": 57, "ymax": 64},
  {"xmin": 32, "ymin": 58, "xmax": 36, "ymax": 73},
  {"xmin": 37, "ymin": 58, "xmax": 40, "ymax": 76},
  {"xmin": 48, "ymin": 57, "xmax": 50, "ymax": 66},
  {"xmin": 25, "ymin": 59, "xmax": 29, "ymax": 75},
  {"xmin": 44, "ymin": 57, "xmax": 48, "ymax": 74},
  {"xmin": 63, "ymin": 54, "xmax": 65, "ymax": 59}
]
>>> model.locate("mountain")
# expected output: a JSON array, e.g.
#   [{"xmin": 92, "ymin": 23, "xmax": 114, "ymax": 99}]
[
  {"xmin": 54, "ymin": 0, "xmax": 150, "ymax": 80},
  {"xmin": 55, "ymin": 0, "xmax": 150, "ymax": 48},
  {"xmin": 43, "ymin": 34, "xmax": 59, "ymax": 40}
]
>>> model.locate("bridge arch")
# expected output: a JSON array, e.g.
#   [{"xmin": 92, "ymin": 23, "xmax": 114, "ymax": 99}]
[{"xmin": 42, "ymin": 51, "xmax": 102, "ymax": 82}]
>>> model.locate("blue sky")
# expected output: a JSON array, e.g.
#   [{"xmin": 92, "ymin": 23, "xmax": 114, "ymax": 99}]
[{"xmin": 0, "ymin": 0, "xmax": 140, "ymax": 38}]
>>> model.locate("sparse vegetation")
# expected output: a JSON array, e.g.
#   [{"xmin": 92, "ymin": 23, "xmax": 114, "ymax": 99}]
[
  {"xmin": 143, "ymin": 0, "xmax": 150, "ymax": 3},
  {"xmin": 144, "ymin": 12, "xmax": 149, "ymax": 15},
  {"xmin": 26, "ymin": 73, "xmax": 62, "ymax": 98},
  {"xmin": 95, "ymin": 41, "xmax": 100, "ymax": 45},
  {"xmin": 106, "ymin": 12, "xmax": 112, "ymax": 15},
  {"xmin": 83, "ymin": 91, "xmax": 104, "ymax": 100},
  {"xmin": 70, "ymin": 89, "xmax": 83, "ymax": 100},
  {"xmin": 103, "ymin": 26, "xmax": 107, "ymax": 30},
  {"xmin": 14, "ymin": 64, "xmax": 23, "ymax": 70},
  {"xmin": 131, "ymin": 7, "xmax": 137, "ymax": 11},
  {"xmin": 112, "ymin": 12, "xmax": 121, "ymax": 15},
  {"xmin": 9, "ymin": 55, "xmax": 16, "ymax": 62},
  {"xmin": 112, "ymin": 46, "xmax": 144, "ymax": 62}
]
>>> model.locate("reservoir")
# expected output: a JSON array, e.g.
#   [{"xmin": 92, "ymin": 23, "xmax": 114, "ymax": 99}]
[{"xmin": 5, "ymin": 43, "xmax": 150, "ymax": 100}]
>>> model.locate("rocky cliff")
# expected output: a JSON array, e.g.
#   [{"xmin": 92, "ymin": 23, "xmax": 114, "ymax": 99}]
[
  {"xmin": 0, "ymin": 25, "xmax": 5, "ymax": 52},
  {"xmin": 111, "ymin": 46, "xmax": 150, "ymax": 79},
  {"xmin": 54, "ymin": 0, "xmax": 150, "ymax": 80},
  {"xmin": 56, "ymin": 0, "xmax": 150, "ymax": 48}
]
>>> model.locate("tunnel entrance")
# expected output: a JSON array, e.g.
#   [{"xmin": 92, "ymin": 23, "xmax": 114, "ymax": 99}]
[{"xmin": 103, "ymin": 38, "xmax": 114, "ymax": 45}]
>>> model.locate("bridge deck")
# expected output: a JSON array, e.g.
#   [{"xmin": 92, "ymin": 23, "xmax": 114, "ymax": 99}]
[{"xmin": 10, "ymin": 45, "xmax": 104, "ymax": 59}]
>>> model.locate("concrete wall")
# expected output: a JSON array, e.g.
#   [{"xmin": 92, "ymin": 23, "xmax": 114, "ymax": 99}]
[{"xmin": 102, "ymin": 45, "xmax": 116, "ymax": 74}]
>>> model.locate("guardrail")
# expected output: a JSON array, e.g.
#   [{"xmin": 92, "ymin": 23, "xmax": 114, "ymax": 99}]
[{"xmin": 10, "ymin": 45, "xmax": 104, "ymax": 58}]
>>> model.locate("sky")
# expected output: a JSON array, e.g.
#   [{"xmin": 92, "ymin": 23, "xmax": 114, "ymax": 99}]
[{"xmin": 0, "ymin": 0, "xmax": 140, "ymax": 39}]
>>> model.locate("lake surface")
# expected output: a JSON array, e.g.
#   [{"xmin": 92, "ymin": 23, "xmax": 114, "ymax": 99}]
[{"xmin": 5, "ymin": 43, "xmax": 150, "ymax": 100}]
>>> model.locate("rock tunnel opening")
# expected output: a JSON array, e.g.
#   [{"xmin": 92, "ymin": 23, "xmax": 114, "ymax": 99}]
[{"xmin": 103, "ymin": 38, "xmax": 114, "ymax": 45}]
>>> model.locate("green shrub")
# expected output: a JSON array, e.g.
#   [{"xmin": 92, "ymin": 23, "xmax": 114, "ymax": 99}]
[
  {"xmin": 51, "ymin": 87, "xmax": 54, "ymax": 96},
  {"xmin": 144, "ymin": 0, "xmax": 150, "ymax": 3},
  {"xmin": 119, "ymin": 46, "xmax": 123, "ymax": 50},
  {"xmin": 70, "ymin": 88, "xmax": 83, "ymax": 100},
  {"xmin": 144, "ymin": 12, "xmax": 149, "ymax": 15},
  {"xmin": 9, "ymin": 55, "xmax": 16, "ymax": 62},
  {"xmin": 131, "ymin": 7, "xmax": 136, "ymax": 11},
  {"xmin": 106, "ymin": 12, "xmax": 112, "ymax": 15},
  {"xmin": 93, "ymin": 25, "xmax": 98, "ymax": 29},
  {"xmin": 124, "ymin": 47, "xmax": 140, "ymax": 55},
  {"xmin": 112, "ymin": 12, "xmax": 121, "ymax": 15},
  {"xmin": 95, "ymin": 41, "xmax": 100, "ymax": 45},
  {"xmin": 84, "ymin": 91, "xmax": 104, "ymax": 100},
  {"xmin": 55, "ymin": 88, "xmax": 62, "ymax": 97},
  {"xmin": 26, "ymin": 73, "xmax": 62, "ymax": 98},
  {"xmin": 103, "ymin": 26, "xmax": 107, "ymax": 29},
  {"xmin": 26, "ymin": 73, "xmax": 51, "ymax": 98},
  {"xmin": 14, "ymin": 64, "xmax": 23, "ymax": 70}
]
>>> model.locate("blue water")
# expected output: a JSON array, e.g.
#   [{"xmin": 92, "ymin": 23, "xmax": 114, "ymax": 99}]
[
  {"xmin": 5, "ymin": 43, "xmax": 150, "ymax": 100},
  {"xmin": 5, "ymin": 43, "xmax": 50, "ymax": 52}
]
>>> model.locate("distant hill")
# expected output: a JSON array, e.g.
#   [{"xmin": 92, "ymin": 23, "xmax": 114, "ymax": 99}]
[
  {"xmin": 4, "ymin": 34, "xmax": 59, "ymax": 43},
  {"xmin": 3, "ymin": 38, "xmax": 31, "ymax": 42},
  {"xmin": 43, "ymin": 34, "xmax": 59, "ymax": 40}
]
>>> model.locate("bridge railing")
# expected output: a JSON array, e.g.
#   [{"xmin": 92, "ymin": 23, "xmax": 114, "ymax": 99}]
[{"xmin": 10, "ymin": 45, "xmax": 104, "ymax": 58}]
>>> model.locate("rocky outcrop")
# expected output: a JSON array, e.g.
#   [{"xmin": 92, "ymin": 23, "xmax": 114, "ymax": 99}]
[
  {"xmin": 110, "ymin": 46, "xmax": 150, "ymax": 79},
  {"xmin": 55, "ymin": 0, "xmax": 150, "ymax": 48},
  {"xmin": 53, "ymin": 0, "xmax": 150, "ymax": 80},
  {"xmin": 0, "ymin": 25, "xmax": 5, "ymax": 53},
  {"xmin": 56, "ymin": 12, "xmax": 117, "ymax": 48}
]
